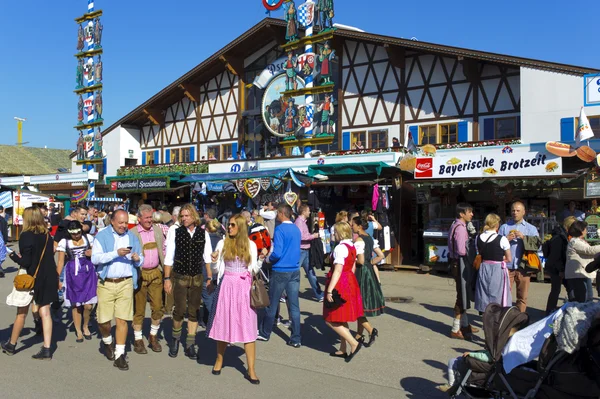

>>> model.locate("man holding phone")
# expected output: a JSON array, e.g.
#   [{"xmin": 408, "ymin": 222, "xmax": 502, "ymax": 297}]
[{"xmin": 92, "ymin": 210, "xmax": 144, "ymax": 371}]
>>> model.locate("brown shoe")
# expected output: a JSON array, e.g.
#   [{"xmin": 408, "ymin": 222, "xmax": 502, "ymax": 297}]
[
  {"xmin": 113, "ymin": 354, "xmax": 129, "ymax": 371},
  {"xmin": 450, "ymin": 330, "xmax": 465, "ymax": 340},
  {"xmin": 133, "ymin": 339, "xmax": 148, "ymax": 355},
  {"xmin": 461, "ymin": 325, "xmax": 478, "ymax": 337},
  {"xmin": 148, "ymin": 335, "xmax": 162, "ymax": 353},
  {"xmin": 104, "ymin": 342, "xmax": 115, "ymax": 361}
]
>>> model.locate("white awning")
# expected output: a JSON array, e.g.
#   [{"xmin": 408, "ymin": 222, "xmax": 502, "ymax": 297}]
[
  {"xmin": 0, "ymin": 176, "xmax": 26, "ymax": 186},
  {"xmin": 88, "ymin": 197, "xmax": 121, "ymax": 202},
  {"xmin": 30, "ymin": 171, "xmax": 98, "ymax": 185}
]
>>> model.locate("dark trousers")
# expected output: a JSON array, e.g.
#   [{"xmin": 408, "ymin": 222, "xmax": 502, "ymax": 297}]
[
  {"xmin": 545, "ymin": 272, "xmax": 568, "ymax": 314},
  {"xmin": 568, "ymin": 278, "xmax": 593, "ymax": 303}
]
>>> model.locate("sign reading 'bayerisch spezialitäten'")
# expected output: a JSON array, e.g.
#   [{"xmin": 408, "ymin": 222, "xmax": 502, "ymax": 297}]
[
  {"xmin": 414, "ymin": 151, "xmax": 562, "ymax": 179},
  {"xmin": 110, "ymin": 177, "xmax": 169, "ymax": 192}
]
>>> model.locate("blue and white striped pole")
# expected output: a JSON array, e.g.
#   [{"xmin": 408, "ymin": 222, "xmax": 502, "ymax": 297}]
[
  {"xmin": 86, "ymin": 0, "xmax": 95, "ymax": 200},
  {"xmin": 303, "ymin": 0, "xmax": 315, "ymax": 153}
]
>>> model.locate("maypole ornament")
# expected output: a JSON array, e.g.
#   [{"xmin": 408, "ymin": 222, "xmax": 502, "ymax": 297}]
[{"xmin": 262, "ymin": 0, "xmax": 285, "ymax": 11}]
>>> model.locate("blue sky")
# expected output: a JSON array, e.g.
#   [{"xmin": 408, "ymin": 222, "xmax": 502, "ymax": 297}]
[{"xmin": 0, "ymin": 0, "xmax": 597, "ymax": 150}]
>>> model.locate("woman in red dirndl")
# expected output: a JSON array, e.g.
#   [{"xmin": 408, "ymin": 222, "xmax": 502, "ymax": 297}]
[{"xmin": 323, "ymin": 222, "xmax": 364, "ymax": 362}]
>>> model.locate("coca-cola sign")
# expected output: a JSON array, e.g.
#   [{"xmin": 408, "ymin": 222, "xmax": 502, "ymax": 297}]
[{"xmin": 415, "ymin": 158, "xmax": 433, "ymax": 178}]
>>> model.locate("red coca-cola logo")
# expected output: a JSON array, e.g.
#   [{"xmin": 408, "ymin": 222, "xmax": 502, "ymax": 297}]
[{"xmin": 415, "ymin": 158, "xmax": 433, "ymax": 178}]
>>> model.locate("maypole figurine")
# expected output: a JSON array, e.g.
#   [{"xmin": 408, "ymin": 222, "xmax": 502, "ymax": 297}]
[
  {"xmin": 77, "ymin": 25, "xmax": 85, "ymax": 52},
  {"xmin": 93, "ymin": 128, "xmax": 103, "ymax": 158},
  {"xmin": 77, "ymin": 95, "xmax": 85, "ymax": 125},
  {"xmin": 94, "ymin": 90, "xmax": 103, "ymax": 121},
  {"xmin": 317, "ymin": 41, "xmax": 335, "ymax": 85},
  {"xmin": 94, "ymin": 17, "xmax": 103, "ymax": 48},
  {"xmin": 285, "ymin": 1, "xmax": 299, "ymax": 42},
  {"xmin": 316, "ymin": 0, "xmax": 334, "ymax": 30},
  {"xmin": 76, "ymin": 59, "xmax": 84, "ymax": 89},
  {"xmin": 95, "ymin": 55, "xmax": 103, "ymax": 83},
  {"xmin": 285, "ymin": 51, "xmax": 298, "ymax": 91},
  {"xmin": 284, "ymin": 99, "xmax": 298, "ymax": 138},
  {"xmin": 317, "ymin": 93, "xmax": 334, "ymax": 135},
  {"xmin": 77, "ymin": 132, "xmax": 85, "ymax": 160}
]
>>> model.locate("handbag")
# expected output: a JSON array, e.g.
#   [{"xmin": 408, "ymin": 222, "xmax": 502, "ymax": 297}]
[
  {"xmin": 250, "ymin": 272, "xmax": 270, "ymax": 309},
  {"xmin": 13, "ymin": 234, "xmax": 48, "ymax": 292},
  {"xmin": 6, "ymin": 269, "xmax": 34, "ymax": 307},
  {"xmin": 324, "ymin": 289, "xmax": 347, "ymax": 309}
]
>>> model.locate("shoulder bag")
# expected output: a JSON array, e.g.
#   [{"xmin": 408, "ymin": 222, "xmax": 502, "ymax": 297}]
[
  {"xmin": 13, "ymin": 234, "xmax": 49, "ymax": 292},
  {"xmin": 250, "ymin": 272, "xmax": 270, "ymax": 309}
]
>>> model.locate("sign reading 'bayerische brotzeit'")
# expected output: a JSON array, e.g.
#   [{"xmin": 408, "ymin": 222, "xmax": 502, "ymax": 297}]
[{"xmin": 414, "ymin": 151, "xmax": 562, "ymax": 179}]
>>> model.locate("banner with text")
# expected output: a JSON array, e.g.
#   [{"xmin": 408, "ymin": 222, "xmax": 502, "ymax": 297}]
[
  {"xmin": 414, "ymin": 151, "xmax": 562, "ymax": 179},
  {"xmin": 110, "ymin": 177, "xmax": 169, "ymax": 192}
]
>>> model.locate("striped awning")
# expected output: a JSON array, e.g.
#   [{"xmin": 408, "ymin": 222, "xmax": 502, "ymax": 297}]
[
  {"xmin": 0, "ymin": 191, "xmax": 12, "ymax": 208},
  {"xmin": 87, "ymin": 197, "xmax": 121, "ymax": 202}
]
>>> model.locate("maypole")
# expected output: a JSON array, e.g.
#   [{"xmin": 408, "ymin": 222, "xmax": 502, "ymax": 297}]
[{"xmin": 74, "ymin": 0, "xmax": 104, "ymax": 202}]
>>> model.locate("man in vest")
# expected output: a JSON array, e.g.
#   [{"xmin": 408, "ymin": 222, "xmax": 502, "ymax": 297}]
[
  {"xmin": 130, "ymin": 204, "xmax": 166, "ymax": 354},
  {"xmin": 163, "ymin": 204, "xmax": 211, "ymax": 360}
]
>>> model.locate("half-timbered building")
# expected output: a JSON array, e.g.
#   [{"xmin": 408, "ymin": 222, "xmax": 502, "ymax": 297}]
[{"xmin": 78, "ymin": 17, "xmax": 600, "ymax": 265}]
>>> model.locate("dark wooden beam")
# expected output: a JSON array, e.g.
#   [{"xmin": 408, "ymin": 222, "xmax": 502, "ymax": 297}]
[
  {"xmin": 143, "ymin": 108, "xmax": 165, "ymax": 127},
  {"xmin": 385, "ymin": 44, "xmax": 405, "ymax": 70},
  {"xmin": 219, "ymin": 54, "xmax": 244, "ymax": 77},
  {"xmin": 265, "ymin": 24, "xmax": 287, "ymax": 46},
  {"xmin": 460, "ymin": 58, "xmax": 480, "ymax": 140},
  {"xmin": 178, "ymin": 82, "xmax": 200, "ymax": 103}
]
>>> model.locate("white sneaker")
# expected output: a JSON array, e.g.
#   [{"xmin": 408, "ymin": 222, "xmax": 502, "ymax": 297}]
[
  {"xmin": 279, "ymin": 297, "xmax": 286, "ymax": 303},
  {"xmin": 256, "ymin": 335, "xmax": 269, "ymax": 342}
]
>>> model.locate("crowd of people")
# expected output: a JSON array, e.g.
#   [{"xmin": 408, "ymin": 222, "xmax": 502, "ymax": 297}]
[{"xmin": 0, "ymin": 201, "xmax": 386, "ymax": 383}]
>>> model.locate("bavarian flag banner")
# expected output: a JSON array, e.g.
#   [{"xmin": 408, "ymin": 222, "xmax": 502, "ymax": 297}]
[{"xmin": 577, "ymin": 107, "xmax": 595, "ymax": 146}]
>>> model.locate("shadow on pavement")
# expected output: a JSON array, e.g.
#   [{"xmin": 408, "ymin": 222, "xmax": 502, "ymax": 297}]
[
  {"xmin": 301, "ymin": 313, "xmax": 337, "ymax": 354},
  {"xmin": 423, "ymin": 359, "xmax": 448, "ymax": 372},
  {"xmin": 384, "ymin": 306, "xmax": 450, "ymax": 337},
  {"xmin": 400, "ymin": 376, "xmax": 446, "ymax": 398}
]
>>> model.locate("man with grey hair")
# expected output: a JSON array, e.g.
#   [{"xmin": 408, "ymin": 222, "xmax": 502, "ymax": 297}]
[{"xmin": 129, "ymin": 204, "xmax": 166, "ymax": 354}]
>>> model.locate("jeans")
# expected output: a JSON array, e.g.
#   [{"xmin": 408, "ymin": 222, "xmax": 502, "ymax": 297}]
[
  {"xmin": 201, "ymin": 277, "xmax": 217, "ymax": 325},
  {"xmin": 568, "ymin": 278, "xmax": 593, "ymax": 303},
  {"xmin": 259, "ymin": 269, "xmax": 301, "ymax": 344},
  {"xmin": 300, "ymin": 249, "xmax": 323, "ymax": 300},
  {"xmin": 545, "ymin": 271, "xmax": 568, "ymax": 314}
]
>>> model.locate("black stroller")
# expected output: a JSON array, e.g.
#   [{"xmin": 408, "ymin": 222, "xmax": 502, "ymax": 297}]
[{"xmin": 451, "ymin": 304, "xmax": 600, "ymax": 399}]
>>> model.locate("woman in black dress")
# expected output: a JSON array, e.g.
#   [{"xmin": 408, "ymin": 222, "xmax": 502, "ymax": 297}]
[{"xmin": 2, "ymin": 207, "xmax": 58, "ymax": 359}]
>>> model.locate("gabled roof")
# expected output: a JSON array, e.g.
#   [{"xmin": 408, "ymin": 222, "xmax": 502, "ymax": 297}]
[
  {"xmin": 101, "ymin": 18, "xmax": 599, "ymax": 135},
  {"xmin": 0, "ymin": 145, "xmax": 73, "ymax": 176}
]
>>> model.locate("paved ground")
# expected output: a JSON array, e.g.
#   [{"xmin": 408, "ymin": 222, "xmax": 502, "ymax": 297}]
[{"xmin": 0, "ymin": 252, "xmax": 562, "ymax": 399}]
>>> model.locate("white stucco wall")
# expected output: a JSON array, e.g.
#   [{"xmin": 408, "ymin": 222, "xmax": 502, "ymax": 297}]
[
  {"xmin": 102, "ymin": 125, "xmax": 142, "ymax": 177},
  {"xmin": 520, "ymin": 67, "xmax": 600, "ymax": 143}
]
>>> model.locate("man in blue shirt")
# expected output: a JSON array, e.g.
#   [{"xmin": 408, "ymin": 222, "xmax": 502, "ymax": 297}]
[
  {"xmin": 258, "ymin": 204, "xmax": 303, "ymax": 347},
  {"xmin": 498, "ymin": 201, "xmax": 539, "ymax": 313}
]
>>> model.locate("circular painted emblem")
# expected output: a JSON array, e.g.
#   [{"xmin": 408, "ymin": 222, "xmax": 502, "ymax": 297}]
[
  {"xmin": 261, "ymin": 74, "xmax": 306, "ymax": 138},
  {"xmin": 262, "ymin": 0, "xmax": 285, "ymax": 11}
]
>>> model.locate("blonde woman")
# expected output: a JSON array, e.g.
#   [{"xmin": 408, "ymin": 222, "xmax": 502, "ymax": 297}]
[
  {"xmin": 330, "ymin": 211, "xmax": 349, "ymax": 249},
  {"xmin": 323, "ymin": 222, "xmax": 364, "ymax": 362},
  {"xmin": 208, "ymin": 214, "xmax": 263, "ymax": 384},
  {"xmin": 474, "ymin": 214, "xmax": 512, "ymax": 312},
  {"xmin": 3, "ymin": 207, "xmax": 58, "ymax": 359}
]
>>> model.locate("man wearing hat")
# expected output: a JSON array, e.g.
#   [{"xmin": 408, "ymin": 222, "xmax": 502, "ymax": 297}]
[{"xmin": 159, "ymin": 205, "xmax": 172, "ymax": 226}]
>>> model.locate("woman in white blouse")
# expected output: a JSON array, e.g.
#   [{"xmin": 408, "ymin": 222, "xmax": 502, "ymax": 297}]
[{"xmin": 565, "ymin": 220, "xmax": 599, "ymax": 303}]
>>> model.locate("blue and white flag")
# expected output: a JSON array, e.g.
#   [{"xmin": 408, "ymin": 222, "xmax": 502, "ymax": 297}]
[
  {"xmin": 0, "ymin": 191, "xmax": 13, "ymax": 209},
  {"xmin": 298, "ymin": 1, "xmax": 315, "ymax": 27}
]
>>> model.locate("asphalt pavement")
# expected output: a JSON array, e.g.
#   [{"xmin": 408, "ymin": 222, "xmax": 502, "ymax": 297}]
[{"xmin": 0, "ymin": 252, "xmax": 560, "ymax": 399}]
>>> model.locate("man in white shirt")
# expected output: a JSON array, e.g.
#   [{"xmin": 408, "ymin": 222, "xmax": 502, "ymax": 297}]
[
  {"xmin": 260, "ymin": 202, "xmax": 277, "ymax": 237},
  {"xmin": 91, "ymin": 210, "xmax": 143, "ymax": 370},
  {"xmin": 163, "ymin": 206, "xmax": 181, "ymax": 317}
]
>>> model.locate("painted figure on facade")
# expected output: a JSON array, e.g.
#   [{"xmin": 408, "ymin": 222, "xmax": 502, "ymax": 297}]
[
  {"xmin": 95, "ymin": 56, "xmax": 103, "ymax": 83},
  {"xmin": 93, "ymin": 128, "xmax": 103, "ymax": 158},
  {"xmin": 77, "ymin": 95, "xmax": 84, "ymax": 125},
  {"xmin": 76, "ymin": 59, "xmax": 84, "ymax": 89},
  {"xmin": 94, "ymin": 91, "xmax": 103, "ymax": 121},
  {"xmin": 76, "ymin": 131, "xmax": 85, "ymax": 160},
  {"xmin": 317, "ymin": 41, "xmax": 335, "ymax": 85},
  {"xmin": 317, "ymin": 93, "xmax": 335, "ymax": 135},
  {"xmin": 285, "ymin": 1, "xmax": 299, "ymax": 42},
  {"xmin": 317, "ymin": 0, "xmax": 334, "ymax": 30},
  {"xmin": 94, "ymin": 18, "xmax": 103, "ymax": 48},
  {"xmin": 284, "ymin": 99, "xmax": 298, "ymax": 138},
  {"xmin": 285, "ymin": 51, "xmax": 298, "ymax": 91},
  {"xmin": 77, "ymin": 24, "xmax": 85, "ymax": 52}
]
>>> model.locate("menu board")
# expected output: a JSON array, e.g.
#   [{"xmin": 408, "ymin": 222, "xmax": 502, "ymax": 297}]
[
  {"xmin": 585, "ymin": 174, "xmax": 600, "ymax": 198},
  {"xmin": 585, "ymin": 215, "xmax": 600, "ymax": 242}
]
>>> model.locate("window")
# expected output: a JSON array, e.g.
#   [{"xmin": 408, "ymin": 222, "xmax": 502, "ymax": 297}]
[
  {"xmin": 351, "ymin": 131, "xmax": 366, "ymax": 149},
  {"xmin": 145, "ymin": 151, "xmax": 155, "ymax": 165},
  {"xmin": 222, "ymin": 144, "xmax": 233, "ymax": 160},
  {"xmin": 170, "ymin": 149, "xmax": 179, "ymax": 163},
  {"xmin": 369, "ymin": 129, "xmax": 388, "ymax": 149},
  {"xmin": 439, "ymin": 123, "xmax": 458, "ymax": 144},
  {"xmin": 419, "ymin": 125, "xmax": 437, "ymax": 145},
  {"xmin": 125, "ymin": 158, "xmax": 137, "ymax": 167},
  {"xmin": 207, "ymin": 145, "xmax": 220, "ymax": 161},
  {"xmin": 181, "ymin": 148, "xmax": 191, "ymax": 163},
  {"xmin": 495, "ymin": 117, "xmax": 518, "ymax": 139}
]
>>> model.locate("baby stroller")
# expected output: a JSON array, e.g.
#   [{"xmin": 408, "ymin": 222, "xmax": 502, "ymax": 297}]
[
  {"xmin": 450, "ymin": 304, "xmax": 529, "ymax": 398},
  {"xmin": 452, "ymin": 304, "xmax": 600, "ymax": 399}
]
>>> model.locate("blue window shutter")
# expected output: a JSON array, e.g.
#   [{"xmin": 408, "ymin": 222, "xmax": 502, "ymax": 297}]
[
  {"xmin": 409, "ymin": 126, "xmax": 419, "ymax": 145},
  {"xmin": 190, "ymin": 146, "xmax": 195, "ymax": 161},
  {"xmin": 232, "ymin": 143, "xmax": 238, "ymax": 159},
  {"xmin": 560, "ymin": 117, "xmax": 575, "ymax": 142},
  {"xmin": 142, "ymin": 152, "xmax": 147, "ymax": 165},
  {"xmin": 342, "ymin": 132, "xmax": 351, "ymax": 150},
  {"xmin": 483, "ymin": 118, "xmax": 494, "ymax": 140},
  {"xmin": 458, "ymin": 121, "xmax": 468, "ymax": 142},
  {"xmin": 102, "ymin": 159, "xmax": 107, "ymax": 175},
  {"xmin": 154, "ymin": 150, "xmax": 159, "ymax": 164},
  {"xmin": 165, "ymin": 149, "xmax": 171, "ymax": 163}
]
